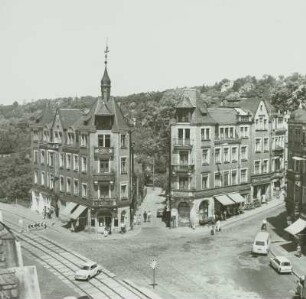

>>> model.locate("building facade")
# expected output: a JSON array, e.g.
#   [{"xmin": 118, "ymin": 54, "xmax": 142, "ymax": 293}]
[
  {"xmin": 30, "ymin": 56, "xmax": 133, "ymax": 234},
  {"xmin": 170, "ymin": 90, "xmax": 287, "ymax": 227}
]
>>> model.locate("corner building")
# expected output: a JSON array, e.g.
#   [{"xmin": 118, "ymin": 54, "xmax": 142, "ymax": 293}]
[
  {"xmin": 30, "ymin": 60, "xmax": 132, "ymax": 233},
  {"xmin": 170, "ymin": 90, "xmax": 287, "ymax": 227}
]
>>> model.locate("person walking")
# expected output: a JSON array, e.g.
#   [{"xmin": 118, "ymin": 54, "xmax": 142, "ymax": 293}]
[
  {"xmin": 143, "ymin": 211, "xmax": 147, "ymax": 223},
  {"xmin": 216, "ymin": 219, "xmax": 221, "ymax": 232},
  {"xmin": 147, "ymin": 210, "xmax": 151, "ymax": 222}
]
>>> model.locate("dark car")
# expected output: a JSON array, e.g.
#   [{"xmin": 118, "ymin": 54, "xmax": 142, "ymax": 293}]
[{"xmin": 156, "ymin": 208, "xmax": 164, "ymax": 218}]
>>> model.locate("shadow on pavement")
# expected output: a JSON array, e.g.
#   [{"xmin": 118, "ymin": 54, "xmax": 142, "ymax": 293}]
[{"xmin": 267, "ymin": 210, "xmax": 291, "ymax": 242}]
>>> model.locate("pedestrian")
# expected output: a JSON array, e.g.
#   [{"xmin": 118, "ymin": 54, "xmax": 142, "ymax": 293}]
[
  {"xmin": 43, "ymin": 206, "xmax": 47, "ymax": 219},
  {"xmin": 103, "ymin": 227, "xmax": 108, "ymax": 237},
  {"xmin": 147, "ymin": 210, "xmax": 151, "ymax": 222},
  {"xmin": 216, "ymin": 220, "xmax": 221, "ymax": 232},
  {"xmin": 18, "ymin": 218, "xmax": 24, "ymax": 233},
  {"xmin": 143, "ymin": 211, "xmax": 147, "ymax": 223},
  {"xmin": 223, "ymin": 210, "xmax": 227, "ymax": 220},
  {"xmin": 261, "ymin": 219, "xmax": 267, "ymax": 231},
  {"xmin": 137, "ymin": 214, "xmax": 141, "ymax": 225},
  {"xmin": 296, "ymin": 244, "xmax": 302, "ymax": 257}
]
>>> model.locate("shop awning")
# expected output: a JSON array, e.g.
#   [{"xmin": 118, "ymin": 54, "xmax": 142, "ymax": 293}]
[
  {"xmin": 61, "ymin": 202, "xmax": 78, "ymax": 216},
  {"xmin": 214, "ymin": 194, "xmax": 235, "ymax": 206},
  {"xmin": 293, "ymin": 156, "xmax": 306, "ymax": 161},
  {"xmin": 70, "ymin": 205, "xmax": 88, "ymax": 220},
  {"xmin": 227, "ymin": 193, "xmax": 246, "ymax": 204},
  {"xmin": 285, "ymin": 218, "xmax": 306, "ymax": 235}
]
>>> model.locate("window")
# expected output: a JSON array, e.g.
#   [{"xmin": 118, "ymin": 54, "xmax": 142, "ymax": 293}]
[
  {"xmin": 241, "ymin": 146, "xmax": 247, "ymax": 160},
  {"xmin": 81, "ymin": 157, "xmax": 87, "ymax": 173},
  {"xmin": 33, "ymin": 150, "xmax": 38, "ymax": 163},
  {"xmin": 34, "ymin": 171, "xmax": 38, "ymax": 184},
  {"xmin": 220, "ymin": 128, "xmax": 224, "ymax": 139},
  {"xmin": 214, "ymin": 173, "xmax": 222, "ymax": 187},
  {"xmin": 33, "ymin": 131, "xmax": 39, "ymax": 141},
  {"xmin": 74, "ymin": 179, "xmax": 79, "ymax": 195},
  {"xmin": 66, "ymin": 154, "xmax": 71, "ymax": 169},
  {"xmin": 179, "ymin": 177, "xmax": 189, "ymax": 190},
  {"xmin": 80, "ymin": 134, "xmax": 88, "ymax": 147},
  {"xmin": 202, "ymin": 149, "xmax": 210, "ymax": 165},
  {"xmin": 240, "ymin": 126, "xmax": 249, "ymax": 138},
  {"xmin": 178, "ymin": 128, "xmax": 190, "ymax": 145},
  {"xmin": 201, "ymin": 128, "xmax": 210, "ymax": 140},
  {"xmin": 100, "ymin": 159, "xmax": 109, "ymax": 173},
  {"xmin": 263, "ymin": 160, "xmax": 268, "ymax": 173},
  {"xmin": 67, "ymin": 132, "xmax": 75, "ymax": 145},
  {"xmin": 254, "ymin": 161, "xmax": 261, "ymax": 174},
  {"xmin": 201, "ymin": 174, "xmax": 209, "ymax": 189},
  {"xmin": 121, "ymin": 134, "xmax": 127, "ymax": 148},
  {"xmin": 264, "ymin": 119, "xmax": 268, "ymax": 130},
  {"xmin": 241, "ymin": 169, "xmax": 247, "ymax": 183},
  {"xmin": 215, "ymin": 148, "xmax": 221, "ymax": 163},
  {"xmin": 223, "ymin": 147, "xmax": 230, "ymax": 163},
  {"xmin": 231, "ymin": 170, "xmax": 237, "ymax": 185},
  {"xmin": 82, "ymin": 183, "xmax": 87, "ymax": 198},
  {"xmin": 255, "ymin": 138, "xmax": 261, "ymax": 152},
  {"xmin": 179, "ymin": 151, "xmax": 188, "ymax": 165},
  {"xmin": 66, "ymin": 177, "xmax": 71, "ymax": 193},
  {"xmin": 50, "ymin": 174, "xmax": 54, "ymax": 189},
  {"xmin": 59, "ymin": 153, "xmax": 64, "ymax": 168},
  {"xmin": 99, "ymin": 184, "xmax": 110, "ymax": 199},
  {"xmin": 41, "ymin": 171, "xmax": 45, "ymax": 185},
  {"xmin": 223, "ymin": 171, "xmax": 230, "ymax": 186},
  {"xmin": 48, "ymin": 152, "xmax": 54, "ymax": 167},
  {"xmin": 177, "ymin": 110, "xmax": 190, "ymax": 122},
  {"xmin": 121, "ymin": 157, "xmax": 127, "ymax": 174},
  {"xmin": 264, "ymin": 138, "xmax": 269, "ymax": 152},
  {"xmin": 231, "ymin": 147, "xmax": 238, "ymax": 162},
  {"xmin": 73, "ymin": 155, "xmax": 79, "ymax": 171},
  {"xmin": 40, "ymin": 150, "xmax": 45, "ymax": 164},
  {"xmin": 121, "ymin": 184, "xmax": 128, "ymax": 199},
  {"xmin": 98, "ymin": 134, "xmax": 111, "ymax": 147},
  {"xmin": 60, "ymin": 176, "xmax": 64, "ymax": 192}
]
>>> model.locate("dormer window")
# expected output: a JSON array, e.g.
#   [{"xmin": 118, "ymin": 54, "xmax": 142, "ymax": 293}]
[{"xmin": 177, "ymin": 110, "xmax": 191, "ymax": 123}]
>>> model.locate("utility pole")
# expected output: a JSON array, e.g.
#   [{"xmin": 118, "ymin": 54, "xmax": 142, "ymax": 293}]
[{"xmin": 152, "ymin": 156, "xmax": 155, "ymax": 190}]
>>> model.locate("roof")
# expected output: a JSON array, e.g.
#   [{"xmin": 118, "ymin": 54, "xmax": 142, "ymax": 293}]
[
  {"xmin": 255, "ymin": 231, "xmax": 270, "ymax": 240},
  {"xmin": 239, "ymin": 98, "xmax": 262, "ymax": 115},
  {"xmin": 274, "ymin": 256, "xmax": 290, "ymax": 263},
  {"xmin": 101, "ymin": 68, "xmax": 111, "ymax": 86},
  {"xmin": 58, "ymin": 109, "xmax": 83, "ymax": 129},
  {"xmin": 34, "ymin": 105, "xmax": 55, "ymax": 127},
  {"xmin": 176, "ymin": 96, "xmax": 194, "ymax": 108},
  {"xmin": 208, "ymin": 107, "xmax": 238, "ymax": 124},
  {"xmin": 289, "ymin": 108, "xmax": 306, "ymax": 123},
  {"xmin": 81, "ymin": 97, "xmax": 129, "ymax": 132}
]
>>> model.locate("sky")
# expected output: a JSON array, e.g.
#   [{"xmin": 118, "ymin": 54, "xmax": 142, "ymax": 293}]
[{"xmin": 0, "ymin": 0, "xmax": 306, "ymax": 105}]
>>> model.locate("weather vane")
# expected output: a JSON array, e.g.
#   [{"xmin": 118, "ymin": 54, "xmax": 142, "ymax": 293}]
[{"xmin": 104, "ymin": 39, "xmax": 110, "ymax": 65}]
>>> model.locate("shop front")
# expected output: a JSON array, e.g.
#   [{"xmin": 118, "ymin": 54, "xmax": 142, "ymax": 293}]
[{"xmin": 213, "ymin": 194, "xmax": 236, "ymax": 219}]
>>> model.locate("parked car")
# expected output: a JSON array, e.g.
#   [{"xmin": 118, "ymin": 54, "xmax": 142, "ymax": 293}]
[
  {"xmin": 156, "ymin": 208, "xmax": 164, "ymax": 218},
  {"xmin": 270, "ymin": 256, "xmax": 292, "ymax": 274},
  {"xmin": 74, "ymin": 261, "xmax": 102, "ymax": 281}
]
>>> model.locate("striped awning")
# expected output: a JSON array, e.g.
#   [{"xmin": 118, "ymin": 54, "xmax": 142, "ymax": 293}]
[
  {"xmin": 285, "ymin": 218, "xmax": 306, "ymax": 235},
  {"xmin": 70, "ymin": 205, "xmax": 87, "ymax": 220},
  {"xmin": 227, "ymin": 193, "xmax": 245, "ymax": 204},
  {"xmin": 214, "ymin": 194, "xmax": 235, "ymax": 206}
]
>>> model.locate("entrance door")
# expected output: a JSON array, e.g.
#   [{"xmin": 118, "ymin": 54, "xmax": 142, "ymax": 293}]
[
  {"xmin": 199, "ymin": 201, "xmax": 209, "ymax": 225},
  {"xmin": 178, "ymin": 202, "xmax": 190, "ymax": 226},
  {"xmin": 97, "ymin": 210, "xmax": 112, "ymax": 232}
]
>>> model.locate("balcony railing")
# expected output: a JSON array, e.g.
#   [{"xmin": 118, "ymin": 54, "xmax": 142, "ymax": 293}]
[
  {"xmin": 93, "ymin": 171, "xmax": 115, "ymax": 182},
  {"xmin": 173, "ymin": 139, "xmax": 193, "ymax": 148},
  {"xmin": 214, "ymin": 137, "xmax": 241, "ymax": 145},
  {"xmin": 172, "ymin": 164, "xmax": 194, "ymax": 173},
  {"xmin": 94, "ymin": 147, "xmax": 114, "ymax": 158}
]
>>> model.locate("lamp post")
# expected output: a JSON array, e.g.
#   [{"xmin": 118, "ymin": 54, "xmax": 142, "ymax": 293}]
[{"xmin": 167, "ymin": 136, "xmax": 172, "ymax": 228}]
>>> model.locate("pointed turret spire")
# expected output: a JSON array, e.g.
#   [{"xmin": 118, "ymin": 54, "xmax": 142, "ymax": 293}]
[{"xmin": 101, "ymin": 42, "xmax": 111, "ymax": 101}]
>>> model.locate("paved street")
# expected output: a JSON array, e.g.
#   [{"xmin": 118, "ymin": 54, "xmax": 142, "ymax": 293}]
[{"xmin": 0, "ymin": 188, "xmax": 302, "ymax": 299}]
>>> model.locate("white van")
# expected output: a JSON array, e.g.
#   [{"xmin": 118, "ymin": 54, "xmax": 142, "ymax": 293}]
[{"xmin": 251, "ymin": 231, "xmax": 271, "ymax": 255}]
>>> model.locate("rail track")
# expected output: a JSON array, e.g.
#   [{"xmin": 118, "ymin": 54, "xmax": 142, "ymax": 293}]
[{"xmin": 4, "ymin": 216, "xmax": 152, "ymax": 299}]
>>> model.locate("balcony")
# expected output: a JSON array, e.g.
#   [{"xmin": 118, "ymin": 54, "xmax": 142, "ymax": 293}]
[
  {"xmin": 214, "ymin": 137, "xmax": 241, "ymax": 145},
  {"xmin": 39, "ymin": 141, "xmax": 60, "ymax": 150},
  {"xmin": 91, "ymin": 198, "xmax": 117, "ymax": 207},
  {"xmin": 172, "ymin": 164, "xmax": 194, "ymax": 174},
  {"xmin": 173, "ymin": 139, "xmax": 193, "ymax": 150},
  {"xmin": 93, "ymin": 171, "xmax": 115, "ymax": 182},
  {"xmin": 286, "ymin": 169, "xmax": 301, "ymax": 181},
  {"xmin": 272, "ymin": 146, "xmax": 284, "ymax": 156},
  {"xmin": 94, "ymin": 147, "xmax": 114, "ymax": 159}
]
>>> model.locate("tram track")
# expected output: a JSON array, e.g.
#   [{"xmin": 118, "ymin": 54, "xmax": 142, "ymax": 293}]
[{"xmin": 4, "ymin": 217, "xmax": 151, "ymax": 299}]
